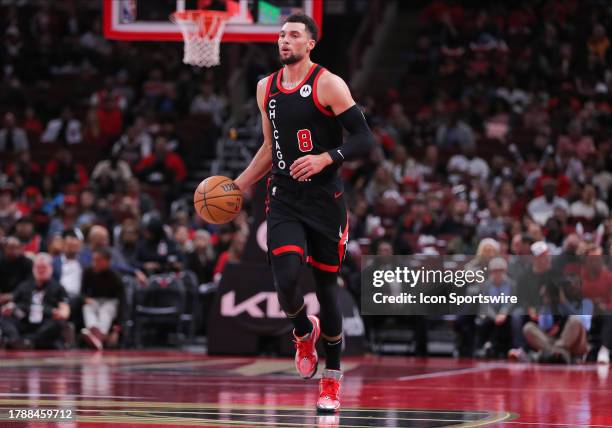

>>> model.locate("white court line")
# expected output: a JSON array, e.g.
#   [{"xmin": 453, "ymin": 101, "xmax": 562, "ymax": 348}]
[
  {"xmin": 397, "ymin": 364, "xmax": 504, "ymax": 381},
  {"xmin": 506, "ymin": 364, "xmax": 607, "ymax": 372}
]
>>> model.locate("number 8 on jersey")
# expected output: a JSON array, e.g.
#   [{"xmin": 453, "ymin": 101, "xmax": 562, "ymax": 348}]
[{"xmin": 297, "ymin": 129, "xmax": 313, "ymax": 152}]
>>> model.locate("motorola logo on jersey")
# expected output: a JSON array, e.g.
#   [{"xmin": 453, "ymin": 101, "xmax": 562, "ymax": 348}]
[
  {"xmin": 300, "ymin": 84, "xmax": 312, "ymax": 98},
  {"xmin": 268, "ymin": 98, "xmax": 286, "ymax": 170}
]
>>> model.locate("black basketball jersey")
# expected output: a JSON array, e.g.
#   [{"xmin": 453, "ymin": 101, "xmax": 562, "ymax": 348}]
[{"xmin": 265, "ymin": 64, "xmax": 343, "ymax": 189}]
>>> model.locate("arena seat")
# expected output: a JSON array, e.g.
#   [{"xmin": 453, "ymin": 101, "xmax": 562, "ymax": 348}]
[{"xmin": 133, "ymin": 273, "xmax": 186, "ymax": 348}]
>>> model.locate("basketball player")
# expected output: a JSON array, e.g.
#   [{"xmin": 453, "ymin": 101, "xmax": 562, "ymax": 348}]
[{"xmin": 234, "ymin": 14, "xmax": 375, "ymax": 412}]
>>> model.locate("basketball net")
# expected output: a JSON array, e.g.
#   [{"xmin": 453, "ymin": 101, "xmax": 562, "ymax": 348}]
[{"xmin": 170, "ymin": 10, "xmax": 228, "ymax": 68}]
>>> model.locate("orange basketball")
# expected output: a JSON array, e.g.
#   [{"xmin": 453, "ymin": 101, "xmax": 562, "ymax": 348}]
[{"xmin": 193, "ymin": 176, "xmax": 243, "ymax": 224}]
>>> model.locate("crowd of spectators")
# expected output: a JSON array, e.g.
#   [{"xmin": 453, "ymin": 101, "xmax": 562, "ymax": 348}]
[
  {"xmin": 339, "ymin": 0, "xmax": 612, "ymax": 363},
  {"xmin": 0, "ymin": 0, "xmax": 253, "ymax": 350},
  {"xmin": 0, "ymin": 0, "xmax": 611, "ymax": 364}
]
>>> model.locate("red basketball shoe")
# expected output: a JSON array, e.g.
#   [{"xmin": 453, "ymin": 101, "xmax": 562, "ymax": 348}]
[
  {"xmin": 293, "ymin": 315, "xmax": 320, "ymax": 379},
  {"xmin": 316, "ymin": 369, "xmax": 343, "ymax": 413}
]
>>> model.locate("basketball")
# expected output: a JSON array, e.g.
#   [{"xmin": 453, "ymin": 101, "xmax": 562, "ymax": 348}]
[{"xmin": 193, "ymin": 176, "xmax": 242, "ymax": 224}]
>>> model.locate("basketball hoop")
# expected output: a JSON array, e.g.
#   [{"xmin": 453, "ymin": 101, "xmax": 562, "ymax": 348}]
[{"xmin": 170, "ymin": 10, "xmax": 229, "ymax": 68}]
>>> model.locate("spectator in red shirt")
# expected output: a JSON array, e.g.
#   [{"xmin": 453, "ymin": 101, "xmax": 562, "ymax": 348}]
[
  {"xmin": 92, "ymin": 84, "xmax": 125, "ymax": 145},
  {"xmin": 43, "ymin": 149, "xmax": 88, "ymax": 195},
  {"xmin": 421, "ymin": 0, "xmax": 465, "ymax": 28},
  {"xmin": 506, "ymin": 5, "xmax": 535, "ymax": 34},
  {"xmin": 533, "ymin": 158, "xmax": 571, "ymax": 197},
  {"xmin": 581, "ymin": 246, "xmax": 612, "ymax": 310},
  {"xmin": 22, "ymin": 107, "xmax": 43, "ymax": 140},
  {"xmin": 213, "ymin": 231, "xmax": 248, "ymax": 281},
  {"xmin": 14, "ymin": 187, "xmax": 44, "ymax": 220},
  {"xmin": 14, "ymin": 217, "xmax": 41, "ymax": 257},
  {"xmin": 399, "ymin": 197, "xmax": 435, "ymax": 235},
  {"xmin": 134, "ymin": 137, "xmax": 186, "ymax": 213},
  {"xmin": 135, "ymin": 136, "xmax": 187, "ymax": 185},
  {"xmin": 83, "ymin": 108, "xmax": 102, "ymax": 147}
]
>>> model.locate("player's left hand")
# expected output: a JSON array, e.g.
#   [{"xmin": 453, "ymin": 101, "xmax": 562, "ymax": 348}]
[{"xmin": 290, "ymin": 153, "xmax": 332, "ymax": 181}]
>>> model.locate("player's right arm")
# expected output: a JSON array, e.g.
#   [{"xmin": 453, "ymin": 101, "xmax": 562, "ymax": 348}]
[{"xmin": 234, "ymin": 76, "xmax": 273, "ymax": 192}]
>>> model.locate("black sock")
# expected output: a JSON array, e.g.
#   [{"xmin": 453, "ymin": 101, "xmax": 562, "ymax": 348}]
[
  {"xmin": 288, "ymin": 306, "xmax": 312, "ymax": 338},
  {"xmin": 324, "ymin": 338, "xmax": 342, "ymax": 370}
]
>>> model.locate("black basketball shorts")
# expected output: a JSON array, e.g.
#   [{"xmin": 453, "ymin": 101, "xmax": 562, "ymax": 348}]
[{"xmin": 266, "ymin": 178, "xmax": 349, "ymax": 273}]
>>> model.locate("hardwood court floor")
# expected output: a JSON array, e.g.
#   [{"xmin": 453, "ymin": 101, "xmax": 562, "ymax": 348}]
[{"xmin": 0, "ymin": 350, "xmax": 610, "ymax": 427}]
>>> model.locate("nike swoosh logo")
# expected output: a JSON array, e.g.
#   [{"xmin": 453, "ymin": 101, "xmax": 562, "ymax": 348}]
[
  {"xmin": 334, "ymin": 191, "xmax": 343, "ymax": 199},
  {"xmin": 269, "ymin": 91, "xmax": 280, "ymax": 97}
]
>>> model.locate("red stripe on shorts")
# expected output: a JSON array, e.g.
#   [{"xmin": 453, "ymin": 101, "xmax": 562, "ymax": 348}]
[{"xmin": 306, "ymin": 256, "xmax": 339, "ymax": 272}]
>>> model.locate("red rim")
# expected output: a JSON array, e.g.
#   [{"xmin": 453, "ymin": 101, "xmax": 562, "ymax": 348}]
[
  {"xmin": 171, "ymin": 10, "xmax": 229, "ymax": 38},
  {"xmin": 170, "ymin": 10, "xmax": 229, "ymax": 24}
]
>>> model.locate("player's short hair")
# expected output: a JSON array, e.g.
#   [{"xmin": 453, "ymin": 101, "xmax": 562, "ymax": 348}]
[{"xmin": 284, "ymin": 13, "xmax": 319, "ymax": 42}]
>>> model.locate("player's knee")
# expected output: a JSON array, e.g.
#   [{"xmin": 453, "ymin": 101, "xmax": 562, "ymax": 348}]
[
  {"xmin": 272, "ymin": 253, "xmax": 302, "ymax": 281},
  {"xmin": 271, "ymin": 253, "xmax": 303, "ymax": 308}
]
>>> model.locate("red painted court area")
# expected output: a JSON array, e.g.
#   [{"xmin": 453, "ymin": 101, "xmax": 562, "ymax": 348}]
[{"xmin": 0, "ymin": 351, "xmax": 610, "ymax": 427}]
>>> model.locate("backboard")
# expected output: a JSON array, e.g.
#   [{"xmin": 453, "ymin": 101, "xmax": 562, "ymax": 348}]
[{"xmin": 103, "ymin": 0, "xmax": 323, "ymax": 43}]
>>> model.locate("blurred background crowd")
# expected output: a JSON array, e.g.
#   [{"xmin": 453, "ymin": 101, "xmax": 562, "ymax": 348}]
[{"xmin": 0, "ymin": 0, "xmax": 611, "ymax": 364}]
